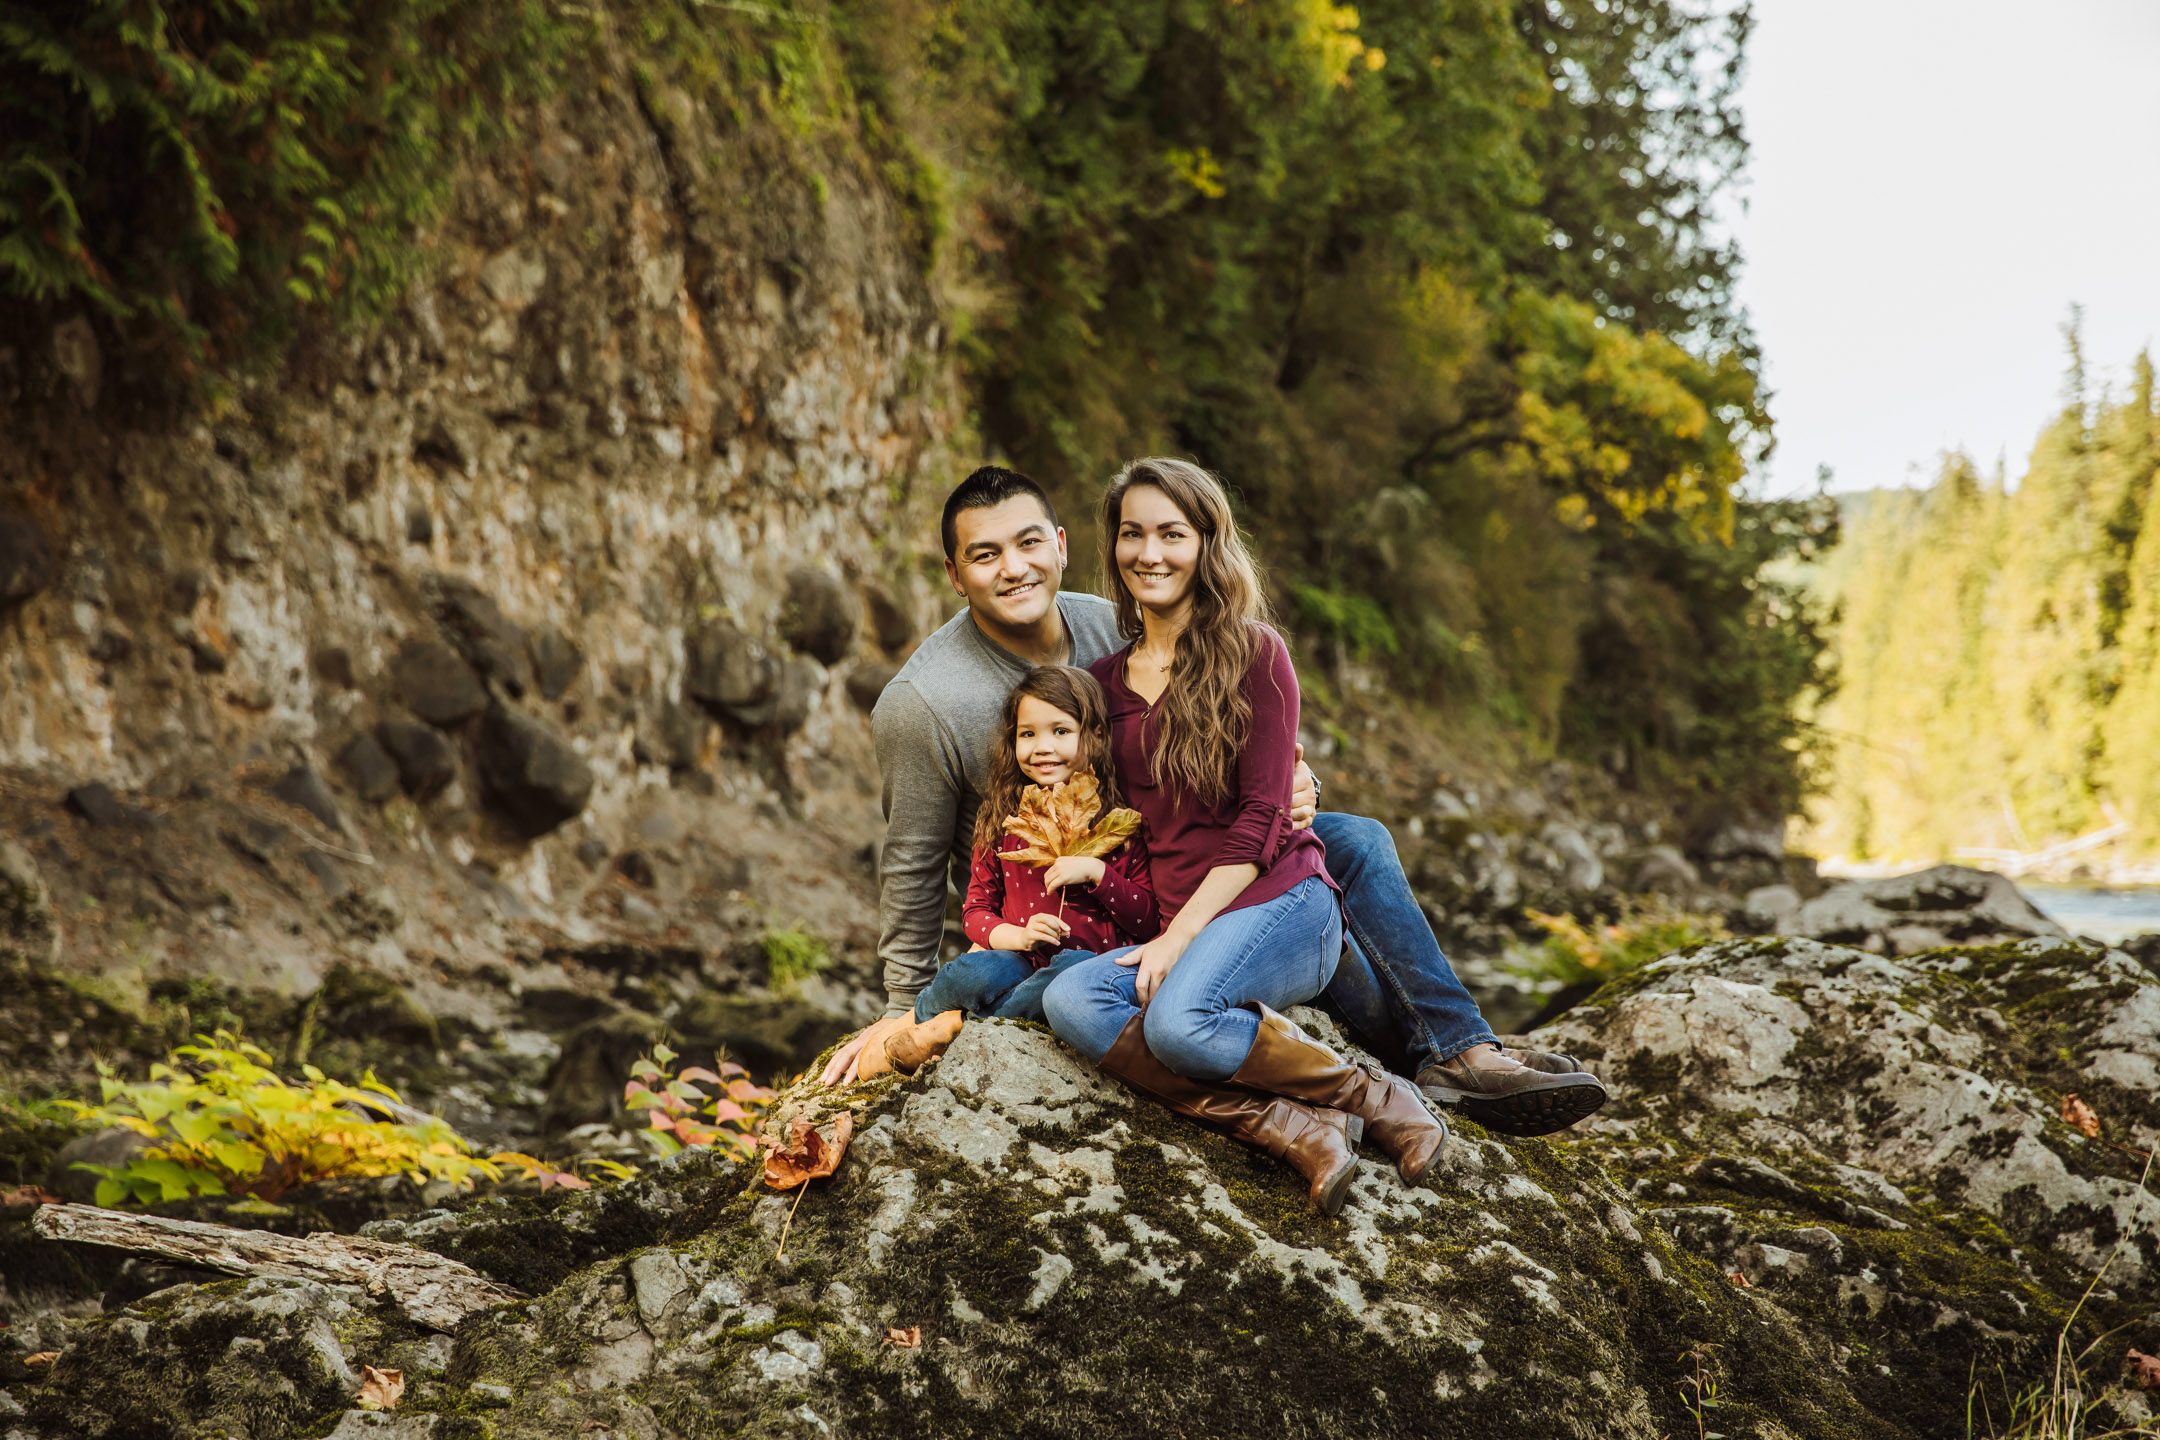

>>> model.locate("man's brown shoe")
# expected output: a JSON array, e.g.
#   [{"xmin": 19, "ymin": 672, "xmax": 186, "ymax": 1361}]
[
  {"xmin": 1418, "ymin": 1043, "xmax": 1606, "ymax": 1138},
  {"xmin": 1501, "ymin": 1045, "xmax": 1584, "ymax": 1075}
]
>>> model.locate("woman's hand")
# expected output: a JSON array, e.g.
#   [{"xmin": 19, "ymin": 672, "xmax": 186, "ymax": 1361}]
[
  {"xmin": 1117, "ymin": 930, "xmax": 1191, "ymax": 1007},
  {"xmin": 1043, "ymin": 856, "xmax": 1107, "ymax": 892}
]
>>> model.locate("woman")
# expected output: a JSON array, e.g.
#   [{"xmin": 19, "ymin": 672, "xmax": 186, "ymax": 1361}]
[{"xmin": 1041, "ymin": 458, "xmax": 1446, "ymax": 1216}]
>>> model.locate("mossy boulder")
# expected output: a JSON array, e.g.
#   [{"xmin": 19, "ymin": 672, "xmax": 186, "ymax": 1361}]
[{"xmin": 17, "ymin": 940, "xmax": 2160, "ymax": 1438}]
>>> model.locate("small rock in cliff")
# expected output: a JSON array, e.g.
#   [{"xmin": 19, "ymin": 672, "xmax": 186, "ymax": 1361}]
[
  {"xmin": 0, "ymin": 509, "xmax": 57, "ymax": 610},
  {"xmin": 684, "ymin": 620, "xmax": 777, "ymax": 726},
  {"xmin": 477, "ymin": 702, "xmax": 593, "ymax": 835},
  {"xmin": 778, "ymin": 568, "xmax": 857, "ymax": 665},
  {"xmin": 392, "ymin": 641, "xmax": 488, "ymax": 728},
  {"xmin": 375, "ymin": 719, "xmax": 459, "ymax": 800}
]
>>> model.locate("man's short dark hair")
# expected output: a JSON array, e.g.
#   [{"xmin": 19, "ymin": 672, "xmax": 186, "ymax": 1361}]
[{"xmin": 941, "ymin": 466, "xmax": 1060, "ymax": 560}]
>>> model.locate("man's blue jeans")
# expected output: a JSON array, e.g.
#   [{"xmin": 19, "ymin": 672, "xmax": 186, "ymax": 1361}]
[
  {"xmin": 1311, "ymin": 812, "xmax": 1497, "ymax": 1075},
  {"xmin": 1042, "ymin": 877, "xmax": 1342, "ymax": 1078},
  {"xmin": 914, "ymin": 947, "xmax": 1096, "ymax": 1023}
]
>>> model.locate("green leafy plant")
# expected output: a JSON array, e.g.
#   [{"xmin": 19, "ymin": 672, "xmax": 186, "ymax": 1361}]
[
  {"xmin": 1514, "ymin": 902, "xmax": 1727, "ymax": 991},
  {"xmin": 1675, "ymin": 1344, "xmax": 1724, "ymax": 1440},
  {"xmin": 623, "ymin": 1043, "xmax": 774, "ymax": 1161},
  {"xmin": 762, "ymin": 924, "xmax": 829, "ymax": 989},
  {"xmin": 60, "ymin": 1028, "xmax": 556, "ymax": 1205},
  {"xmin": 0, "ymin": 0, "xmax": 566, "ymax": 365}
]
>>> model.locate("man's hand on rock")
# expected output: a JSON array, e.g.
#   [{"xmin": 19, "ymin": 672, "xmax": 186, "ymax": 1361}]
[{"xmin": 822, "ymin": 1017, "xmax": 911, "ymax": 1087}]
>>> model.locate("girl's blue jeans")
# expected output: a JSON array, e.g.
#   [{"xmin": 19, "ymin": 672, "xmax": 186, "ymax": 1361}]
[
  {"xmin": 1041, "ymin": 876, "xmax": 1343, "ymax": 1080},
  {"xmin": 913, "ymin": 947, "xmax": 1097, "ymax": 1023}
]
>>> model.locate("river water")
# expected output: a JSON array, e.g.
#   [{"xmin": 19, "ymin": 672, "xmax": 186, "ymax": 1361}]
[{"xmin": 2021, "ymin": 884, "xmax": 2160, "ymax": 944}]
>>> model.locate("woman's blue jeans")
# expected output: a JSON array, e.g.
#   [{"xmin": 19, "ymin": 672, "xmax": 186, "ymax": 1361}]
[
  {"xmin": 914, "ymin": 947, "xmax": 1096, "ymax": 1023},
  {"xmin": 1042, "ymin": 876, "xmax": 1343, "ymax": 1080}
]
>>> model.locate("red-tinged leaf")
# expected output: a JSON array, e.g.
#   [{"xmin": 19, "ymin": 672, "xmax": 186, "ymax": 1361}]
[
  {"xmin": 2127, "ymin": 1348, "xmax": 2160, "ymax": 1392},
  {"xmin": 677, "ymin": 1066, "xmax": 724, "ymax": 1085},
  {"xmin": 2061, "ymin": 1094, "xmax": 2102, "ymax": 1139},
  {"xmin": 727, "ymin": 1079, "xmax": 775, "ymax": 1102},
  {"xmin": 885, "ymin": 1326, "xmax": 921, "ymax": 1348},
  {"xmin": 720, "ymin": 1061, "xmax": 748, "ymax": 1077},
  {"xmin": 763, "ymin": 1112, "xmax": 855, "ymax": 1190},
  {"xmin": 538, "ymin": 1171, "xmax": 592, "ymax": 1192},
  {"xmin": 711, "ymin": 1099, "xmax": 749, "ymax": 1123}
]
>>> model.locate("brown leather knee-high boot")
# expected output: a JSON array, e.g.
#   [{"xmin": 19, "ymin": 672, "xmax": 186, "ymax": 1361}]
[
  {"xmin": 1229, "ymin": 1004, "xmax": 1448, "ymax": 1184},
  {"xmin": 1096, "ymin": 1018, "xmax": 1362, "ymax": 1217}
]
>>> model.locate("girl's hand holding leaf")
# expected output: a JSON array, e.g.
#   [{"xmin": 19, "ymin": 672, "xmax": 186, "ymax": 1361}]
[
  {"xmin": 1022, "ymin": 912, "xmax": 1071, "ymax": 949},
  {"xmin": 1043, "ymin": 856, "xmax": 1106, "ymax": 892}
]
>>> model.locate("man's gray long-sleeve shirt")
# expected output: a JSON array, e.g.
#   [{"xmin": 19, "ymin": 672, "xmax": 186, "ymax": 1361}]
[{"xmin": 872, "ymin": 593, "xmax": 1124, "ymax": 1016}]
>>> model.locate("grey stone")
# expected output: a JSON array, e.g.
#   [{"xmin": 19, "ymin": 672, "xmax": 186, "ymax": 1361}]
[
  {"xmin": 1695, "ymin": 810, "xmax": 1787, "ymax": 862},
  {"xmin": 477, "ymin": 702, "xmax": 593, "ymax": 835},
  {"xmin": 480, "ymin": 247, "xmax": 548, "ymax": 308},
  {"xmin": 684, "ymin": 620, "xmax": 776, "ymax": 722},
  {"xmin": 778, "ymin": 567, "xmax": 857, "ymax": 664},
  {"xmin": 528, "ymin": 624, "xmax": 582, "ymax": 700},
  {"xmin": 430, "ymin": 574, "xmax": 531, "ymax": 697},
  {"xmin": 326, "ymin": 1414, "xmax": 444, "ymax": 1440},
  {"xmin": 0, "ymin": 836, "xmax": 57, "ymax": 964},
  {"xmin": 1630, "ymin": 844, "xmax": 1699, "ymax": 895},
  {"xmin": 392, "ymin": 640, "xmax": 487, "ymax": 727},
  {"xmin": 272, "ymin": 765, "xmax": 348, "ymax": 835},
  {"xmin": 65, "ymin": 782, "xmax": 150, "ymax": 828},
  {"xmin": 374, "ymin": 719, "xmax": 458, "ymax": 800},
  {"xmin": 630, "ymin": 1251, "xmax": 689, "ymax": 1328},
  {"xmin": 51, "ymin": 315, "xmax": 100, "ymax": 407},
  {"xmin": 633, "ymin": 700, "xmax": 706, "ymax": 770},
  {"xmin": 845, "ymin": 662, "xmax": 898, "ymax": 713},
  {"xmin": 864, "ymin": 585, "xmax": 914, "ymax": 653},
  {"xmin": 0, "ymin": 508, "xmax": 57, "ymax": 609},
  {"xmin": 46, "ymin": 1126, "xmax": 155, "ymax": 1202},
  {"xmin": 1538, "ymin": 823, "xmax": 1604, "ymax": 891},
  {"xmin": 1787, "ymin": 864, "xmax": 2066, "ymax": 951},
  {"xmin": 338, "ymin": 733, "xmax": 402, "ymax": 805},
  {"xmin": 1743, "ymin": 883, "xmax": 1802, "ymax": 933}
]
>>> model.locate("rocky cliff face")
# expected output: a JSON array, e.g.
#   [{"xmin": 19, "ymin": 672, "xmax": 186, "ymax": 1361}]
[
  {"xmin": 0, "ymin": 29, "xmax": 955, "ymax": 1130},
  {"xmin": 12, "ymin": 936, "xmax": 2155, "ymax": 1440}
]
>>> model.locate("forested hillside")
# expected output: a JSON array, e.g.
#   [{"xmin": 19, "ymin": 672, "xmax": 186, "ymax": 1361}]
[
  {"xmin": 1805, "ymin": 338, "xmax": 2160, "ymax": 866},
  {"xmin": 1, "ymin": 0, "xmax": 1830, "ymax": 814}
]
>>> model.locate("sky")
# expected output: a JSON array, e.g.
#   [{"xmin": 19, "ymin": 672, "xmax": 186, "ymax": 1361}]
[{"xmin": 1733, "ymin": 0, "xmax": 2160, "ymax": 496}]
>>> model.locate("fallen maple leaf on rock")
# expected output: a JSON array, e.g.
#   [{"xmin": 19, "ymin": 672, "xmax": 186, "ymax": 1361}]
[
  {"xmin": 2127, "ymin": 1348, "xmax": 2160, "ymax": 1392},
  {"xmin": 23, "ymin": 1351, "xmax": 57, "ymax": 1369},
  {"xmin": 1003, "ymin": 774, "xmax": 1141, "ymax": 867},
  {"xmin": 2062, "ymin": 1093, "xmax": 2102, "ymax": 1139},
  {"xmin": 0, "ymin": 1185, "xmax": 60, "ymax": 1209},
  {"xmin": 886, "ymin": 1327, "xmax": 922, "ymax": 1348},
  {"xmin": 763, "ymin": 1112, "xmax": 855, "ymax": 1190},
  {"xmin": 358, "ymin": 1366, "xmax": 405, "ymax": 1411}
]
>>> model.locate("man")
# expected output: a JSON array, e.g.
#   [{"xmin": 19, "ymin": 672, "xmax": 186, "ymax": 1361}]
[{"xmin": 822, "ymin": 466, "xmax": 1605, "ymax": 1137}]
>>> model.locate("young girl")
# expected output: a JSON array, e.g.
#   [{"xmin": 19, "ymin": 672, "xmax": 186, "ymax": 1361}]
[{"xmin": 912, "ymin": 664, "xmax": 1157, "ymax": 1024}]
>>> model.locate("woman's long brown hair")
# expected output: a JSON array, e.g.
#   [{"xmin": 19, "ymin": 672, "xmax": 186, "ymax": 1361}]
[
  {"xmin": 1099, "ymin": 457, "xmax": 1274, "ymax": 805},
  {"xmin": 971, "ymin": 665, "xmax": 1123, "ymax": 854}
]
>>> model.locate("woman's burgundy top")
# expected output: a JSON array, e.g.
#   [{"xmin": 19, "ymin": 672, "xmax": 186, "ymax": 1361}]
[
  {"xmin": 963, "ymin": 828, "xmax": 1159, "ymax": 960},
  {"xmin": 1089, "ymin": 624, "xmax": 1335, "ymax": 919}
]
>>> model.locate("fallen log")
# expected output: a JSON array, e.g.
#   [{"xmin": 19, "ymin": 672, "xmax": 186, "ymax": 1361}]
[{"xmin": 30, "ymin": 1202, "xmax": 522, "ymax": 1331}]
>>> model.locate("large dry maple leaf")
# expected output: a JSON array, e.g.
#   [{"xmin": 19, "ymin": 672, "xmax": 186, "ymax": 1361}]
[{"xmin": 1003, "ymin": 774, "xmax": 1141, "ymax": 867}]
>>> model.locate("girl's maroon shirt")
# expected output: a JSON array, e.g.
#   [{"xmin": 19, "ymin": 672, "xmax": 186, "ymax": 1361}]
[
  {"xmin": 963, "ymin": 827, "xmax": 1158, "ymax": 961},
  {"xmin": 1089, "ymin": 624, "xmax": 1335, "ymax": 919}
]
